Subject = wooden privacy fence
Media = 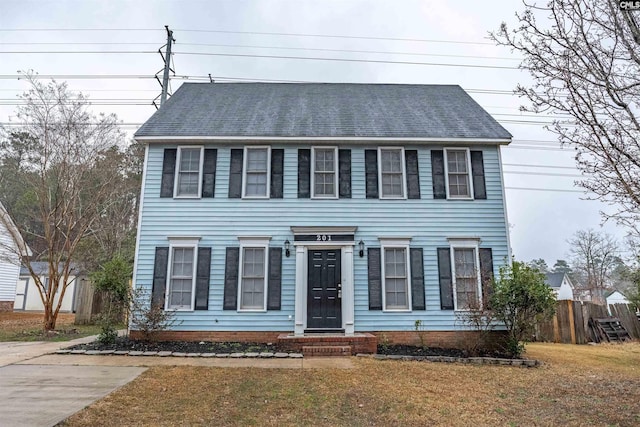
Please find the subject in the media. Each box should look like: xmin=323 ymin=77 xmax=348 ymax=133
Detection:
xmin=535 ymin=300 xmax=640 ymax=344
xmin=74 ymin=278 xmax=106 ymax=324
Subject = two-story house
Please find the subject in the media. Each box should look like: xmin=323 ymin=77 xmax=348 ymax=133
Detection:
xmin=132 ymin=83 xmax=512 ymax=353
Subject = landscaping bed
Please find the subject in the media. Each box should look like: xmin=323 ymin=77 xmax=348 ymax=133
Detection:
xmin=68 ymin=337 xmax=280 ymax=354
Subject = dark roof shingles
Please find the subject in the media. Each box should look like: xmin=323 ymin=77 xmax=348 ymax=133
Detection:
xmin=135 ymin=83 xmax=512 ymax=140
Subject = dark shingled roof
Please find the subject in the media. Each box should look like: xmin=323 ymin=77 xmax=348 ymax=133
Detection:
xmin=544 ymin=272 xmax=566 ymax=289
xmin=135 ymin=83 xmax=512 ymax=140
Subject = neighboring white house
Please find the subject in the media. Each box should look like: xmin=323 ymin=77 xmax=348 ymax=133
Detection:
xmin=0 ymin=202 xmax=28 ymax=312
xmin=14 ymin=262 xmax=79 ymax=312
xmin=545 ymin=272 xmax=575 ymax=301
xmin=606 ymin=290 xmax=630 ymax=307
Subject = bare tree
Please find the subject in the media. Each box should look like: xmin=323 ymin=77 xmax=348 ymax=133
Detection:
xmin=0 ymin=72 xmax=125 ymax=330
xmin=568 ymin=229 xmax=620 ymax=305
xmin=492 ymin=1 xmax=640 ymax=232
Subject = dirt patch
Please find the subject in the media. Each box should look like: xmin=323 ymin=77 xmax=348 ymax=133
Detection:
xmin=0 ymin=311 xmax=99 ymax=342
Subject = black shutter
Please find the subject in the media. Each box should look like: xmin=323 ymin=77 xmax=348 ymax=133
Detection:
xmin=437 ymin=247 xmax=454 ymax=310
xmin=228 ymin=149 xmax=243 ymax=198
xmin=195 ymin=247 xmax=211 ymax=310
xmin=471 ymin=151 xmax=487 ymax=200
xmin=431 ymin=150 xmax=446 ymax=199
xmin=223 ymin=247 xmax=240 ymax=310
xmin=410 ymin=248 xmax=425 ymax=310
xmin=270 ymin=149 xmax=284 ymax=199
xmin=160 ymin=149 xmax=177 ymax=198
xmin=151 ymin=247 xmax=169 ymax=308
xmin=479 ymin=248 xmax=494 ymax=308
xmin=368 ymin=248 xmax=382 ymax=310
xmin=405 ymin=150 xmax=420 ymax=199
xmin=297 ymin=149 xmax=310 ymax=198
xmin=267 ymin=247 xmax=282 ymax=310
xmin=202 ymin=149 xmax=217 ymax=198
xmin=338 ymin=149 xmax=352 ymax=198
xmin=365 ymin=149 xmax=379 ymax=199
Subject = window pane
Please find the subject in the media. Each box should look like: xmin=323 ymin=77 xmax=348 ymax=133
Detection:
xmin=454 ymin=248 xmax=478 ymax=309
xmin=245 ymin=149 xmax=268 ymax=196
xmin=447 ymin=150 xmax=470 ymax=198
xmin=313 ymin=149 xmax=336 ymax=197
xmin=380 ymin=150 xmax=404 ymax=197
xmin=384 ymin=248 xmax=408 ymax=309
xmin=177 ymin=148 xmax=201 ymax=196
xmin=169 ymin=247 xmax=194 ymax=309
xmin=241 ymin=248 xmax=265 ymax=309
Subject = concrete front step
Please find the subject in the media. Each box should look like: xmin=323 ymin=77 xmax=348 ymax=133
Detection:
xmin=302 ymin=345 xmax=352 ymax=357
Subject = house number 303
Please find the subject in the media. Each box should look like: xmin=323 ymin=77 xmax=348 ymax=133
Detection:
xmin=316 ymin=234 xmax=332 ymax=241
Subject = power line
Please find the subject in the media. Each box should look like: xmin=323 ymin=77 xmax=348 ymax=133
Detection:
xmin=0 ymin=28 xmax=495 ymax=45
xmin=503 ymin=170 xmax=582 ymax=178
xmin=503 ymin=162 xmax=576 ymax=170
xmin=505 ymin=186 xmax=584 ymax=193
xmin=0 ymin=50 xmax=519 ymax=70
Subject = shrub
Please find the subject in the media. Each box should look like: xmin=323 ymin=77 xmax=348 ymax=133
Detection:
xmin=490 ymin=260 xmax=556 ymax=357
xmin=129 ymin=288 xmax=180 ymax=341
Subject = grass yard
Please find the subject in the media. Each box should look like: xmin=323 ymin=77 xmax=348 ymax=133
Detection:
xmin=62 ymin=342 xmax=640 ymax=426
xmin=0 ymin=311 xmax=101 ymax=342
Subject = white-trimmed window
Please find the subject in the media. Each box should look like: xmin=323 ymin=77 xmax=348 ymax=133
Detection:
xmin=450 ymin=241 xmax=481 ymax=310
xmin=444 ymin=148 xmax=473 ymax=199
xmin=243 ymin=147 xmax=271 ymax=198
xmin=378 ymin=148 xmax=406 ymax=199
xmin=312 ymin=147 xmax=338 ymax=198
xmin=238 ymin=237 xmax=270 ymax=311
xmin=175 ymin=146 xmax=203 ymax=197
xmin=380 ymin=239 xmax=411 ymax=311
xmin=166 ymin=238 xmax=199 ymax=310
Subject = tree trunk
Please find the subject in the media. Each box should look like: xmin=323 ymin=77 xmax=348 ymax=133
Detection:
xmin=43 ymin=301 xmax=57 ymax=331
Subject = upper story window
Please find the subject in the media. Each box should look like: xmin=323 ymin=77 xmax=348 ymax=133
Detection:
xmin=312 ymin=147 xmax=338 ymax=198
xmin=175 ymin=147 xmax=203 ymax=197
xmin=379 ymin=148 xmax=406 ymax=199
xmin=445 ymin=148 xmax=472 ymax=199
xmin=243 ymin=147 xmax=271 ymax=198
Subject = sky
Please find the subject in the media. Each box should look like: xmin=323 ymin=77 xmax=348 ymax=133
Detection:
xmin=0 ymin=0 xmax=630 ymax=265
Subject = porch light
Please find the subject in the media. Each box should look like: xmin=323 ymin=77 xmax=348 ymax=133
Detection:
xmin=284 ymin=239 xmax=291 ymax=257
xmin=359 ymin=240 xmax=365 ymax=257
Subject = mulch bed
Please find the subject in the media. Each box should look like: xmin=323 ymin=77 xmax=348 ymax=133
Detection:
xmin=69 ymin=337 xmax=514 ymax=358
xmin=69 ymin=337 xmax=279 ymax=354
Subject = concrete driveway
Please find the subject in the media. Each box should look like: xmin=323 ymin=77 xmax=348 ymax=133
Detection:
xmin=0 ymin=337 xmax=146 ymax=427
xmin=0 ymin=364 xmax=146 ymax=427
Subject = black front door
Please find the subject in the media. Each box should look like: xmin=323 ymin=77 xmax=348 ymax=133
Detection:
xmin=307 ymin=249 xmax=342 ymax=330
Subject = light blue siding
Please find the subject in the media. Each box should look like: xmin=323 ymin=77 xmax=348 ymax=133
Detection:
xmin=135 ymin=143 xmax=510 ymax=332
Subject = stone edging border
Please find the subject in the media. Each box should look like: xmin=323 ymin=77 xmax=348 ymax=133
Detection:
xmin=54 ymin=349 xmax=303 ymax=359
xmin=356 ymin=353 xmax=542 ymax=367
xmin=53 ymin=349 xmax=542 ymax=366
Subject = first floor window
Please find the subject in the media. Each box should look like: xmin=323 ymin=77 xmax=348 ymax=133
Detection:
xmin=445 ymin=149 xmax=472 ymax=199
xmin=168 ymin=246 xmax=196 ymax=310
xmin=240 ymin=246 xmax=267 ymax=310
xmin=244 ymin=147 xmax=270 ymax=197
xmin=176 ymin=147 xmax=203 ymax=197
xmin=453 ymin=247 xmax=480 ymax=310
xmin=380 ymin=240 xmax=411 ymax=310
xmin=379 ymin=148 xmax=405 ymax=198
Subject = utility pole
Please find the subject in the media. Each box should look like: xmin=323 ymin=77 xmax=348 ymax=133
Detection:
xmin=153 ymin=26 xmax=175 ymax=109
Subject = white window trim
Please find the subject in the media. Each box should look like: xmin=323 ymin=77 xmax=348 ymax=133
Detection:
xmin=449 ymin=239 xmax=482 ymax=311
xmin=311 ymin=146 xmax=339 ymax=199
xmin=380 ymin=237 xmax=412 ymax=312
xmin=378 ymin=147 xmax=407 ymax=199
xmin=237 ymin=236 xmax=271 ymax=312
xmin=444 ymin=147 xmax=474 ymax=200
xmin=165 ymin=237 xmax=200 ymax=311
xmin=242 ymin=146 xmax=271 ymax=199
xmin=173 ymin=146 xmax=204 ymax=199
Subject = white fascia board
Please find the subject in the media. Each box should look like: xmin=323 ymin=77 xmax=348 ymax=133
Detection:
xmin=135 ymin=135 xmax=512 ymax=145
